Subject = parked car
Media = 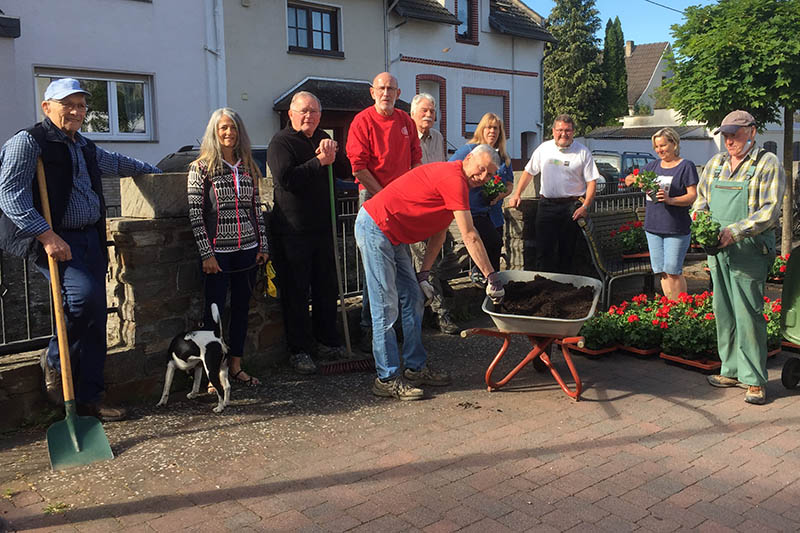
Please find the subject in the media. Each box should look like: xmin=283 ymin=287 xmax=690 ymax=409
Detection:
xmin=592 ymin=150 xmax=657 ymax=193
xmin=155 ymin=145 xmax=357 ymax=198
xmin=156 ymin=144 xmax=268 ymax=175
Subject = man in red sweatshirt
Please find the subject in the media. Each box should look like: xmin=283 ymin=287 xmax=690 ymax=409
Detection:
xmin=347 ymin=72 xmax=422 ymax=353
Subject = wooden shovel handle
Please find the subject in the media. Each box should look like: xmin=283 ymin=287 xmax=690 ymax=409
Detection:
xmin=35 ymin=159 xmax=76 ymax=404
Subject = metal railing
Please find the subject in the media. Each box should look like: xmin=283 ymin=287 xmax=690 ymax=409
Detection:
xmin=0 ymin=192 xmax=650 ymax=355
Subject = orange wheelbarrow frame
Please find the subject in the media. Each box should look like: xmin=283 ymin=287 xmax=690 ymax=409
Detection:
xmin=461 ymin=328 xmax=585 ymax=400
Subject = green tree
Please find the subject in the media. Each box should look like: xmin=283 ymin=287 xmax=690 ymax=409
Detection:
xmin=666 ymin=0 xmax=800 ymax=252
xmin=601 ymin=17 xmax=627 ymax=123
xmin=543 ymin=0 xmax=605 ymax=136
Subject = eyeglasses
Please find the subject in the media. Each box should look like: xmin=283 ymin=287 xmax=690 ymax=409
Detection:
xmin=290 ymin=108 xmax=320 ymax=116
xmin=52 ymin=100 xmax=89 ymax=112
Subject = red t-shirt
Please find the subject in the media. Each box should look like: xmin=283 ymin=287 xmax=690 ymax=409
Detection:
xmin=346 ymin=106 xmax=422 ymax=189
xmin=364 ymin=161 xmax=470 ymax=245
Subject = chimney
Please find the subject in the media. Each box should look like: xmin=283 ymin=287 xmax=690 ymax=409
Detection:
xmin=625 ymin=40 xmax=634 ymax=57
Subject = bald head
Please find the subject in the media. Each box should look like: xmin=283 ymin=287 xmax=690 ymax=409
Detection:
xmin=370 ymin=72 xmax=400 ymax=117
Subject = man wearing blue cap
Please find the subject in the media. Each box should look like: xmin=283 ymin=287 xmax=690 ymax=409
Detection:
xmin=0 ymin=78 xmax=161 ymax=421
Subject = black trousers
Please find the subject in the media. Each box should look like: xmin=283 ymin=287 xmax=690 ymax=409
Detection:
xmin=535 ymin=198 xmax=581 ymax=274
xmin=473 ymin=214 xmax=502 ymax=272
xmin=271 ymin=232 xmax=340 ymax=353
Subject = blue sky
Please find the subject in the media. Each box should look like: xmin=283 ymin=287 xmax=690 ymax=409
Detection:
xmin=521 ymin=0 xmax=716 ymax=46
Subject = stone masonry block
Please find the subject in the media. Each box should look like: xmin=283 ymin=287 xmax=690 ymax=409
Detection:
xmin=120 ymin=172 xmax=189 ymax=219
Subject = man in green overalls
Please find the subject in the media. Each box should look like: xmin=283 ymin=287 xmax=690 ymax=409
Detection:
xmin=693 ymin=110 xmax=786 ymax=405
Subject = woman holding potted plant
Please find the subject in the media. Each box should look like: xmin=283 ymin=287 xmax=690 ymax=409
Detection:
xmin=624 ymin=128 xmax=698 ymax=300
xmin=449 ymin=113 xmax=514 ymax=281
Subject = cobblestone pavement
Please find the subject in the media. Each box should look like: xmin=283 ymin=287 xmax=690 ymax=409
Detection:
xmin=2 ymin=275 xmax=799 ymax=532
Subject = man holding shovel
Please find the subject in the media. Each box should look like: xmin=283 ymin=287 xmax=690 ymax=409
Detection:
xmin=0 ymin=78 xmax=160 ymax=422
xmin=267 ymin=91 xmax=352 ymax=375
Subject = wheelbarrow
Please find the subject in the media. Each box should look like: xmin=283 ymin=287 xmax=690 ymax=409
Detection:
xmin=779 ymin=248 xmax=800 ymax=388
xmin=461 ymin=271 xmax=603 ymax=401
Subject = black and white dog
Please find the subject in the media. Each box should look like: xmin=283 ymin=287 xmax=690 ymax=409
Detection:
xmin=157 ymin=303 xmax=231 ymax=413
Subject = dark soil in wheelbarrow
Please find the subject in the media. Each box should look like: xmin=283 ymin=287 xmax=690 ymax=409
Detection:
xmin=497 ymin=276 xmax=595 ymax=319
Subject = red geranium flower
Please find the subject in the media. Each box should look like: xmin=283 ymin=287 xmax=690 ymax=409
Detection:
xmin=633 ymin=168 xmax=640 ymax=176
xmin=704 ymin=313 xmax=714 ymax=320
xmin=627 ymin=315 xmax=640 ymax=323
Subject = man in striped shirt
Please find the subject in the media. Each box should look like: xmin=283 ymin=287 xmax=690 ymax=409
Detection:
xmin=0 ymin=78 xmax=160 ymax=421
xmin=694 ymin=110 xmax=785 ymax=405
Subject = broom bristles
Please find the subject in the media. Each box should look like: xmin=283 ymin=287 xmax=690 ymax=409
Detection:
xmin=319 ymin=358 xmax=375 ymax=375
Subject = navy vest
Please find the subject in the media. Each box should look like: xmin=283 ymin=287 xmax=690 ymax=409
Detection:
xmin=0 ymin=120 xmax=107 ymax=261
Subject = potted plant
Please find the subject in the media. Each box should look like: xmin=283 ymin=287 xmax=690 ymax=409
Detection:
xmin=631 ymin=168 xmax=661 ymax=201
xmin=612 ymin=220 xmax=648 ymax=256
xmin=768 ymin=253 xmax=790 ymax=282
xmin=618 ymin=294 xmax=663 ymax=354
xmin=691 ymin=210 xmax=721 ymax=255
xmin=481 ymin=174 xmax=507 ymax=202
xmin=764 ymin=296 xmax=783 ymax=354
xmin=576 ymin=311 xmax=621 ymax=355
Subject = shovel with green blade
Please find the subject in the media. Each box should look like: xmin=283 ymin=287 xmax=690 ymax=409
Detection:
xmin=37 ymin=159 xmax=114 ymax=471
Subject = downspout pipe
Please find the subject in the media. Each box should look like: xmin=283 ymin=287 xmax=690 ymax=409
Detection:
xmin=385 ymin=0 xmax=400 ymax=71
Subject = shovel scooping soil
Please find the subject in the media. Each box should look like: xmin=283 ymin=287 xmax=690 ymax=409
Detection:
xmin=497 ymin=276 xmax=595 ymax=319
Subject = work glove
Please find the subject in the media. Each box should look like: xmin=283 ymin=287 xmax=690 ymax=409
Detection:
xmin=486 ymin=272 xmax=505 ymax=304
xmin=416 ymin=270 xmax=435 ymax=307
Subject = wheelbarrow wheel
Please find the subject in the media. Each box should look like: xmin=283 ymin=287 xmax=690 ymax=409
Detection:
xmin=781 ymin=357 xmax=800 ymax=389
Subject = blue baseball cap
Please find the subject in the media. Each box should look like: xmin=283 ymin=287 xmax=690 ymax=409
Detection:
xmin=43 ymin=78 xmax=91 ymax=101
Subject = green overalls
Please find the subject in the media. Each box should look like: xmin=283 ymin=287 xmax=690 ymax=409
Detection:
xmin=707 ymin=152 xmax=775 ymax=386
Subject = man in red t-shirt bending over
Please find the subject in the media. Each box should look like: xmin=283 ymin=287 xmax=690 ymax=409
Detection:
xmin=354 ymin=144 xmax=506 ymax=401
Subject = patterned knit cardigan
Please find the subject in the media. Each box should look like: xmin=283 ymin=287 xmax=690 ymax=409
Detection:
xmin=187 ymin=160 xmax=269 ymax=260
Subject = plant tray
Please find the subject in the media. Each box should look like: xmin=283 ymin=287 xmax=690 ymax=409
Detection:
xmin=660 ymin=352 xmax=721 ymax=371
xmin=620 ymin=345 xmax=660 ymax=357
xmin=555 ymin=339 xmax=617 ymax=357
xmin=782 ymin=340 xmax=800 ymax=353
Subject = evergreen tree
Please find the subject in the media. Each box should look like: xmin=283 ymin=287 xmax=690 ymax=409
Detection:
xmin=543 ymin=0 xmax=605 ymax=136
xmin=601 ymin=17 xmax=627 ymax=123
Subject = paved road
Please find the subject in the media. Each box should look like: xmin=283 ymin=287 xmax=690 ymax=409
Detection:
xmin=2 ymin=276 xmax=799 ymax=532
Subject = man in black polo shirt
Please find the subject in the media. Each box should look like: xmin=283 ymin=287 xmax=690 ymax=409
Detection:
xmin=267 ymin=91 xmax=352 ymax=374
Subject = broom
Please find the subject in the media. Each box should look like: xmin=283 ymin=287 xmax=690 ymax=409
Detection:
xmin=319 ymin=165 xmax=374 ymax=375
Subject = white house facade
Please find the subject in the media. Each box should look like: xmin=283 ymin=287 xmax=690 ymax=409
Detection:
xmin=0 ymin=0 xmax=218 ymax=167
xmin=222 ymin=0 xmax=386 ymax=149
xmin=387 ymin=0 xmax=554 ymax=161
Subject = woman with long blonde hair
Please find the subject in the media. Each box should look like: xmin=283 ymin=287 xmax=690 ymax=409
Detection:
xmin=449 ymin=113 xmax=514 ymax=282
xmin=188 ymin=107 xmax=269 ymax=388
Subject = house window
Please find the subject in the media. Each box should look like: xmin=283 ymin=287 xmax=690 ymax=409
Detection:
xmin=35 ymin=70 xmax=154 ymax=141
xmin=287 ymin=3 xmax=343 ymax=58
xmin=462 ymin=88 xmax=510 ymax=138
xmin=455 ymin=0 xmax=478 ymax=45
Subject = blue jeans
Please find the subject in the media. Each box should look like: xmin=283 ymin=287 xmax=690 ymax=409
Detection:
xmin=203 ymin=247 xmax=258 ymax=357
xmin=645 ymin=231 xmax=691 ymax=275
xmin=358 ymin=189 xmax=373 ymax=329
xmin=354 ymin=208 xmax=427 ymax=379
xmin=36 ymin=228 xmax=107 ymax=405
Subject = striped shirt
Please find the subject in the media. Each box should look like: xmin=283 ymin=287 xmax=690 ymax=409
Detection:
xmin=692 ymin=146 xmax=785 ymax=242
xmin=0 ymin=124 xmax=161 ymax=235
